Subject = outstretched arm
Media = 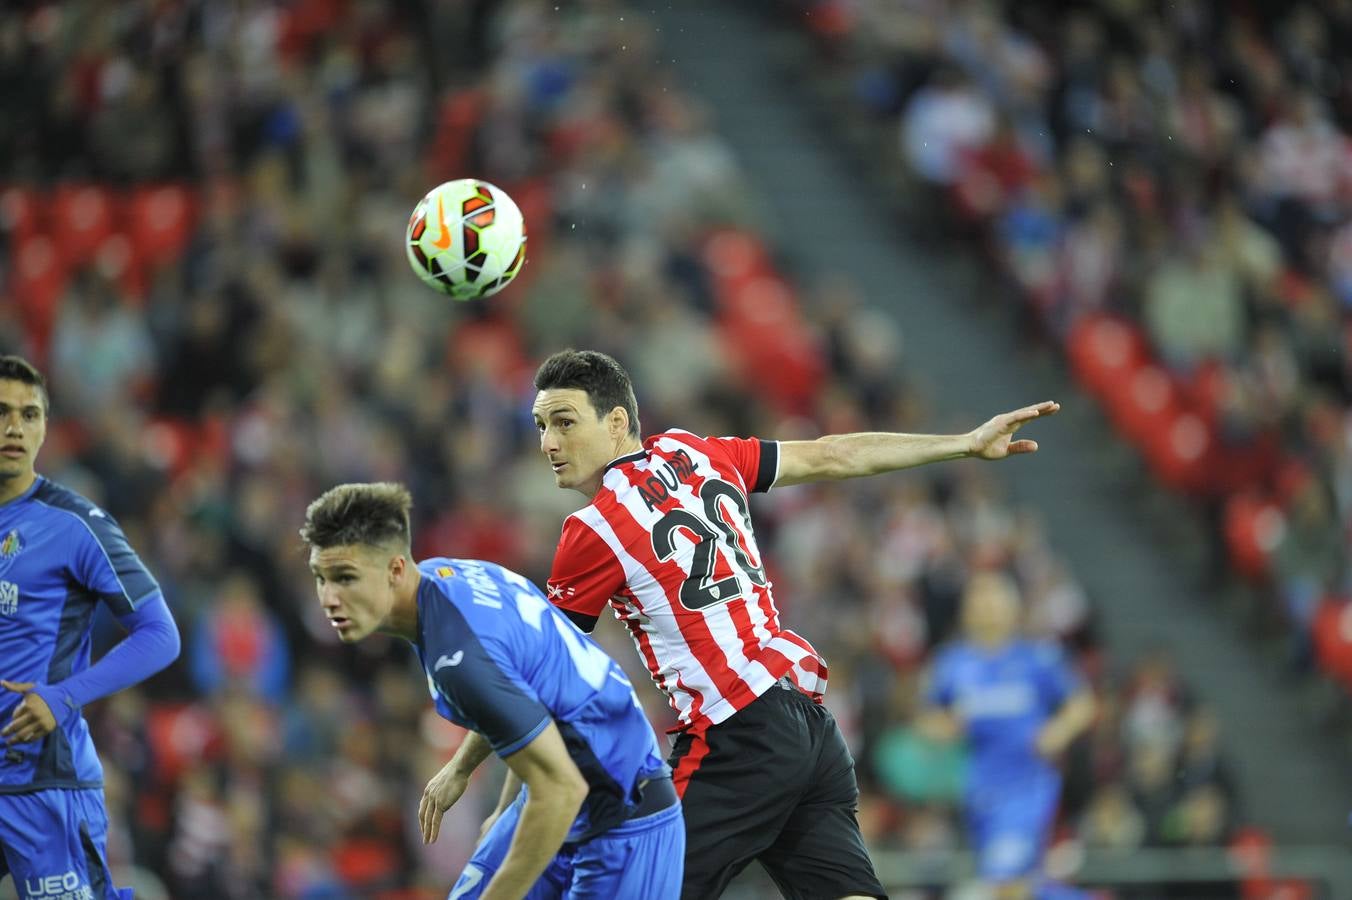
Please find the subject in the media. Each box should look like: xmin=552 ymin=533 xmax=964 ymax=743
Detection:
xmin=775 ymin=401 xmax=1060 ymax=487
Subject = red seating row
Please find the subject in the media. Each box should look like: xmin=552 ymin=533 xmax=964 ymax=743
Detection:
xmin=3 ymin=184 xmax=198 ymax=354
xmin=702 ymin=229 xmax=826 ymax=417
xmin=1067 ymin=310 xmax=1352 ymax=698
xmin=1070 ymin=314 xmax=1223 ymax=495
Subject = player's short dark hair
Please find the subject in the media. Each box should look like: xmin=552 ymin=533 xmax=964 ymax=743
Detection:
xmin=300 ymin=482 xmax=413 ymax=552
xmin=0 ymin=355 xmax=49 ymax=415
xmin=534 ymin=349 xmax=640 ymax=437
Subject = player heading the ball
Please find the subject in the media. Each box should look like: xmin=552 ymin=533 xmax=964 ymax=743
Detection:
xmin=531 ymin=348 xmax=1060 ymax=900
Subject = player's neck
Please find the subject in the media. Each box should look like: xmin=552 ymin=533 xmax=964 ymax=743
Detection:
xmin=0 ymin=470 xmax=37 ymax=506
xmin=581 ymin=437 xmax=643 ymax=498
xmin=606 ymin=435 xmax=643 ymax=466
xmin=381 ymin=567 xmax=422 ymax=642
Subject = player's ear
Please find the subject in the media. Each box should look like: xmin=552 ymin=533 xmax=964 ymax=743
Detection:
xmin=387 ymin=552 xmax=405 ymax=585
xmin=608 ymin=406 xmax=629 ymax=438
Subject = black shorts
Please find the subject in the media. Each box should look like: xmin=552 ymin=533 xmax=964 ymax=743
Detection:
xmin=669 ymin=678 xmax=888 ymax=900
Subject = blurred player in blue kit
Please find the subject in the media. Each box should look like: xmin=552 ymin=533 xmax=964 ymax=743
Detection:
xmin=299 ymin=481 xmax=682 ymax=900
xmin=919 ymin=572 xmax=1096 ymax=900
xmin=0 ymin=355 xmax=181 ymax=900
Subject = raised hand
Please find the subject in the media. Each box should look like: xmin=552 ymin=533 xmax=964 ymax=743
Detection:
xmin=967 ymin=401 xmax=1060 ymax=460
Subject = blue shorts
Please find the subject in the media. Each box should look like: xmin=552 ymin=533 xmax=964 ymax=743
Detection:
xmin=0 ymin=788 xmax=131 ymax=900
xmin=449 ymin=785 xmax=685 ymax=900
xmin=966 ymin=777 xmax=1060 ymax=881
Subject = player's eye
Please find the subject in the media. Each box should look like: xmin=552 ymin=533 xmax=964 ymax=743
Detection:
xmin=23 ymin=409 xmax=39 ymax=421
xmin=559 ymin=419 xmax=573 ymax=429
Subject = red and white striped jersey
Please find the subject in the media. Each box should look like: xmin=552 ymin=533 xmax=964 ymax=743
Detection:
xmin=547 ymin=429 xmax=829 ymax=732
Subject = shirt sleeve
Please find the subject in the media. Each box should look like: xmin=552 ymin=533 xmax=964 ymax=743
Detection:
xmin=706 ymin=436 xmax=779 ymax=493
xmin=433 ymin=630 xmax=552 ymax=758
xmin=34 ymin=594 xmax=181 ymax=729
xmin=1034 ymin=643 xmax=1081 ymax=710
xmin=547 ymin=515 xmax=626 ymax=628
xmin=69 ymin=508 xmax=161 ymax=615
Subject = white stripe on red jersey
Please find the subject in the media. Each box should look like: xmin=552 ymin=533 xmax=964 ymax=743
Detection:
xmin=549 ymin=429 xmax=829 ymax=731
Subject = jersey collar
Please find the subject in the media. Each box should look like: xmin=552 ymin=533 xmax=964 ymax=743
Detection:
xmin=604 ymin=449 xmax=647 ymax=473
xmin=0 ymin=474 xmax=43 ymax=509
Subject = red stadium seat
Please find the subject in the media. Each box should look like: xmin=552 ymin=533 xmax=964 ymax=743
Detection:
xmin=1223 ymin=493 xmax=1286 ymax=582
xmin=146 ymin=703 xmax=222 ymax=786
xmin=719 ymin=274 xmax=826 ymax=417
xmin=10 ymin=233 xmax=67 ymax=356
xmin=1181 ymin=358 xmax=1228 ymax=425
xmin=127 ymin=184 xmax=196 ymax=270
xmin=1066 ymin=314 xmax=1149 ymax=402
xmin=1212 ymin=430 xmax=1282 ymax=497
xmin=1104 ymin=363 xmax=1181 ymax=446
xmin=142 ymin=418 xmax=203 ymax=478
xmin=703 ymin=230 xmax=773 ymax=298
xmin=94 ymin=233 xmax=147 ymax=302
xmin=697 ymin=229 xmax=826 ymax=415
xmin=444 ymin=312 xmax=530 ymax=382
xmin=276 ymin=0 xmax=344 ymax=59
xmin=1273 ymin=459 xmax=1315 ymax=505
xmin=0 ymin=185 xmax=44 ymax=240
xmin=1313 ymin=595 xmax=1352 ymax=691
xmin=1230 ymin=827 xmax=1315 ymax=900
xmin=724 ymin=273 xmax=796 ymax=326
xmin=1141 ymin=410 xmax=1216 ymax=495
xmin=331 ymin=835 xmax=402 ymax=891
xmin=426 ymin=87 xmax=486 ymax=183
xmin=50 ymin=183 xmax=116 ymax=269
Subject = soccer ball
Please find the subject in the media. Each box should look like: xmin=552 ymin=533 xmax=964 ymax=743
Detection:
xmin=405 ymin=179 xmax=527 ymax=300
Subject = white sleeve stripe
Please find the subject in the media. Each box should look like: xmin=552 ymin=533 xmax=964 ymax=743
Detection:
xmin=765 ymin=439 xmax=781 ymax=493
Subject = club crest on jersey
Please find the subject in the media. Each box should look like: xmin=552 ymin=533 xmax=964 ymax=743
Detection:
xmin=0 ymin=529 xmax=22 ymax=578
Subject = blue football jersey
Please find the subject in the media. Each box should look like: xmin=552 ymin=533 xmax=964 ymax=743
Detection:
xmin=414 ymin=558 xmax=668 ymax=843
xmin=927 ymin=639 xmax=1080 ymax=792
xmin=0 ymin=477 xmax=161 ymax=792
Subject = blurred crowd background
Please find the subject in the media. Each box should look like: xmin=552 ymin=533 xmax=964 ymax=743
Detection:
xmin=1 ymin=0 xmax=1343 ymax=897
xmin=789 ymin=0 xmax=1352 ymax=695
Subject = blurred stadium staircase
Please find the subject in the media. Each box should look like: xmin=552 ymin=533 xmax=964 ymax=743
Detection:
xmin=652 ymin=0 xmax=1351 ymax=872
